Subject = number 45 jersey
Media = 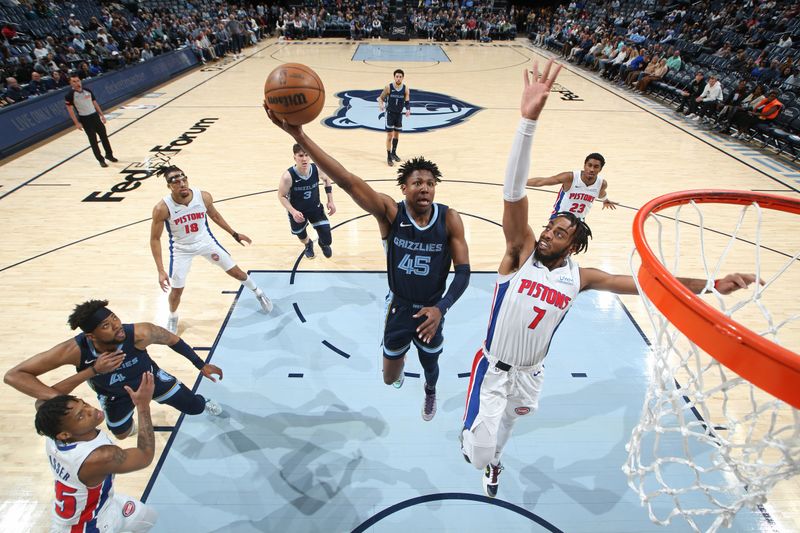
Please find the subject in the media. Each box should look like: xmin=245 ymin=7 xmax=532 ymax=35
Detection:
xmin=163 ymin=187 xmax=216 ymax=252
xmin=385 ymin=201 xmax=452 ymax=305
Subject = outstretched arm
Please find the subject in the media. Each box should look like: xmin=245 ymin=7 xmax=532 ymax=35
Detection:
xmin=597 ymin=180 xmax=617 ymax=210
xmin=264 ymin=104 xmax=397 ymax=225
xmin=500 ymin=60 xmax=562 ymax=276
xmin=134 ymin=322 xmax=222 ymax=382
xmin=203 ymin=190 xmax=251 ymax=245
xmin=526 ymin=171 xmax=572 ymax=189
xmin=4 ymin=340 xmax=83 ymax=400
xmin=78 ymin=373 xmax=156 ymax=487
xmin=580 ymin=268 xmax=760 ymax=295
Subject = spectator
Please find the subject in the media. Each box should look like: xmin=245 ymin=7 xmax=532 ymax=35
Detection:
xmin=50 ymin=69 xmax=68 ymax=89
xmin=4 ymin=76 xmax=28 ymax=103
xmin=635 ymin=58 xmax=668 ymax=93
xmin=676 ymin=71 xmax=705 ymax=115
xmin=688 ymin=74 xmax=724 ymax=122
xmin=665 ymin=49 xmax=682 ymax=72
xmin=731 ymin=89 xmax=783 ymax=139
xmin=28 ymin=71 xmax=48 ymax=95
xmin=714 ymin=80 xmax=750 ymax=133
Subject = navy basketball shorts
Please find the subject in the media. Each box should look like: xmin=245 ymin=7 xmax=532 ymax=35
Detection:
xmin=383 ymin=296 xmax=444 ymax=359
xmin=385 ymin=111 xmax=403 ymax=131
xmin=98 ymin=366 xmax=181 ymax=435
xmin=288 ymin=203 xmax=328 ymax=234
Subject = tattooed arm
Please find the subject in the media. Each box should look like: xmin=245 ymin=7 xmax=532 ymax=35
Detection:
xmin=134 ymin=322 xmax=223 ymax=382
xmin=77 ymin=373 xmax=156 ymax=487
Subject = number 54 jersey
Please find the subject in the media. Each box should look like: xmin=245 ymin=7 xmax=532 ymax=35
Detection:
xmin=385 ymin=201 xmax=452 ymax=305
xmin=163 ymin=187 xmax=216 ymax=252
xmin=484 ymin=254 xmax=581 ymax=368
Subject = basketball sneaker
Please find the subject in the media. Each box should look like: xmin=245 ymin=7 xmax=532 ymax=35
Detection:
xmin=204 ymin=399 xmax=223 ymax=416
xmin=422 ymin=385 xmax=437 ymax=421
xmin=166 ymin=315 xmax=179 ymax=334
xmin=256 ymin=290 xmax=273 ymax=313
xmin=392 ymin=374 xmax=405 ymax=389
xmin=387 ymin=157 xmax=394 ymax=167
xmin=391 ymin=152 xmax=401 ymax=162
xmin=321 ymin=245 xmax=333 ymax=258
xmin=482 ymin=463 xmax=503 ymax=498
xmin=304 ymin=241 xmax=315 ymax=259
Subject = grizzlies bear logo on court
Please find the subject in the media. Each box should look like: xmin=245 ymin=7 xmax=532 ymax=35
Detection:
xmin=324 ymin=89 xmax=482 ymax=133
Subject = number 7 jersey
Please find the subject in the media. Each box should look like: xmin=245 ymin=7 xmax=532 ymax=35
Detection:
xmin=163 ymin=187 xmax=215 ymax=251
xmin=484 ymin=254 xmax=581 ymax=367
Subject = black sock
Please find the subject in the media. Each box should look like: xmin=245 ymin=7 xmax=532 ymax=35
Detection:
xmin=425 ymin=383 xmax=436 ymax=395
xmin=391 ymin=138 xmax=398 ymax=154
xmin=387 ymin=150 xmax=392 ymax=159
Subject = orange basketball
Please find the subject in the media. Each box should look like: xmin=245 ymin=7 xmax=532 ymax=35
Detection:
xmin=264 ymin=63 xmax=325 ymax=126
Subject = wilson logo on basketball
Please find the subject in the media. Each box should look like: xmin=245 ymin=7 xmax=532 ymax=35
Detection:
xmin=514 ymin=407 xmax=531 ymax=415
xmin=325 ymin=89 xmax=482 ymax=133
xmin=267 ymin=93 xmax=308 ymax=107
xmin=122 ymin=501 xmax=136 ymax=517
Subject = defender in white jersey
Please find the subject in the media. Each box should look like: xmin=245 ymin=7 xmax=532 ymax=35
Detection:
xmin=36 ymin=372 xmax=158 ymax=532
xmin=150 ymin=166 xmax=272 ymax=333
xmin=526 ymin=152 xmax=616 ymax=220
xmin=460 ymin=59 xmax=760 ymax=499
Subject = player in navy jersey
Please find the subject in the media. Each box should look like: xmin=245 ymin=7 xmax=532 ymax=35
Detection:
xmin=5 ymin=300 xmax=224 ymax=439
xmin=378 ymin=69 xmax=411 ymax=167
xmin=265 ymin=104 xmax=471 ymax=422
xmin=279 ymin=144 xmax=336 ymax=259
xmin=459 ymin=59 xmax=760 ymax=499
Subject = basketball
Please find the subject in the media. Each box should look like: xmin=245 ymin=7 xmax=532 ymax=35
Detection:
xmin=264 ymin=63 xmax=325 ymax=126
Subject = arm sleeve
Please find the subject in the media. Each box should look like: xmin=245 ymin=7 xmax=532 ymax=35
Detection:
xmin=435 ymin=264 xmax=470 ymax=315
xmin=503 ymin=118 xmax=538 ymax=202
xmin=169 ymin=339 xmax=205 ymax=370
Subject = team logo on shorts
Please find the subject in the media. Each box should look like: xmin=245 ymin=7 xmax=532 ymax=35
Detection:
xmin=211 ymin=253 xmax=220 ymax=262
xmin=515 ymin=407 xmax=531 ymax=416
xmin=122 ymin=501 xmax=136 ymax=517
xmin=324 ymin=89 xmax=482 ymax=133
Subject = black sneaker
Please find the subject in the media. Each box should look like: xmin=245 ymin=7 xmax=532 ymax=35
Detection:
xmin=387 ymin=157 xmax=394 ymax=167
xmin=391 ymin=152 xmax=401 ymax=162
xmin=99 ymin=160 xmax=108 ymax=168
xmin=482 ymin=462 xmax=503 ymax=498
xmin=321 ymin=245 xmax=332 ymax=258
xmin=304 ymin=241 xmax=315 ymax=259
xmin=106 ymin=155 xmax=119 ymax=163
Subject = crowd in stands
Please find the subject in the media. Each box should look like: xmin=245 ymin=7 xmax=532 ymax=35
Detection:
xmin=528 ymin=0 xmax=800 ymax=155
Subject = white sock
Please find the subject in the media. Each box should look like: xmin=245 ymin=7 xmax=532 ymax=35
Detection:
xmin=169 ymin=311 xmax=178 ymax=319
xmin=242 ymin=275 xmax=258 ymax=291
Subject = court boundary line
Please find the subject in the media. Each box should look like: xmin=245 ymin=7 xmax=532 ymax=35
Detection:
xmin=0 ymin=41 xmax=280 ymax=201
xmin=522 ymin=43 xmax=800 ymax=194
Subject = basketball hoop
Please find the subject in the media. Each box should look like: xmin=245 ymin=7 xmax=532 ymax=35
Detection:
xmin=624 ymin=190 xmax=800 ymax=532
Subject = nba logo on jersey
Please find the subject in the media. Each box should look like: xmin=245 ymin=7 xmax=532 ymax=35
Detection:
xmin=122 ymin=500 xmax=136 ymax=517
xmin=324 ymin=89 xmax=483 ymax=133
xmin=515 ymin=407 xmax=531 ymax=415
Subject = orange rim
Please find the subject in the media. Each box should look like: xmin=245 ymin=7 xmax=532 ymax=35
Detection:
xmin=633 ymin=190 xmax=800 ymax=410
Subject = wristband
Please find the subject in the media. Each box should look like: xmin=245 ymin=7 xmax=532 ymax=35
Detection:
xmin=91 ymin=365 xmax=100 ymax=375
xmin=169 ymin=339 xmax=206 ymax=370
xmin=232 ymin=232 xmax=241 ymax=243
xmin=405 ymin=101 xmax=411 ymax=111
xmin=713 ymin=279 xmax=721 ymax=291
xmin=597 ymin=195 xmax=607 ymax=202
xmin=325 ymin=185 xmax=333 ymax=194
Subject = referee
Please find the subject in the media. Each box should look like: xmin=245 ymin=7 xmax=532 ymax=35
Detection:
xmin=65 ymin=74 xmax=118 ymax=168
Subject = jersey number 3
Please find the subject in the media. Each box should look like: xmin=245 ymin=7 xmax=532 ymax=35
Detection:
xmin=54 ymin=481 xmax=77 ymax=518
xmin=528 ymin=306 xmax=546 ymax=330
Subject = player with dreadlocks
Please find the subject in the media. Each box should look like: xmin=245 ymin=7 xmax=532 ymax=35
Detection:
xmin=265 ymin=102 xmax=471 ymax=422
xmin=459 ymin=58 xmax=759 ymax=499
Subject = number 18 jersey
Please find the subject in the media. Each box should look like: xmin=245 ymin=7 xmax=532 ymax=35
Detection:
xmin=385 ymin=201 xmax=452 ymax=305
xmin=163 ymin=188 xmax=214 ymax=251
xmin=484 ymin=254 xmax=581 ymax=367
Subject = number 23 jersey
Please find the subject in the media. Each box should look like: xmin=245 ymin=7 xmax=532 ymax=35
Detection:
xmin=163 ymin=187 xmax=215 ymax=251
xmin=484 ymin=254 xmax=581 ymax=367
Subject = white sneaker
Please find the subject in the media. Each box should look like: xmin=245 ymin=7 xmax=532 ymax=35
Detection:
xmin=166 ymin=315 xmax=178 ymax=334
xmin=691 ymin=115 xmax=701 ymax=121
xmin=256 ymin=291 xmax=273 ymax=313
xmin=204 ymin=399 xmax=223 ymax=416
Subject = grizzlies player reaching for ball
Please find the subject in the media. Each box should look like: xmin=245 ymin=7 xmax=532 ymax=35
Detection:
xmin=378 ymin=69 xmax=411 ymax=167
xmin=278 ymin=144 xmax=336 ymax=259
xmin=265 ymin=103 xmax=470 ymax=422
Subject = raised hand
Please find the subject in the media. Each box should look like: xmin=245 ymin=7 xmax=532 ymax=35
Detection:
xmin=715 ymin=273 xmax=763 ymax=295
xmin=263 ymin=101 xmax=303 ymax=139
xmin=521 ymin=59 xmax=562 ymax=121
xmin=125 ymin=371 xmax=155 ymax=408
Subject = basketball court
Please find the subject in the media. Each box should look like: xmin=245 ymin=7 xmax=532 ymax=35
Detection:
xmin=0 ymin=38 xmax=797 ymax=532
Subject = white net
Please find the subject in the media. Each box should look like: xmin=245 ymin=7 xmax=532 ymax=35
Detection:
xmin=623 ymin=195 xmax=800 ymax=532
